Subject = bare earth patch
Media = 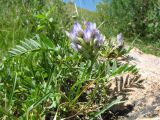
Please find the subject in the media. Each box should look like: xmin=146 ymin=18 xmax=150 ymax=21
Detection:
xmin=120 ymin=48 xmax=160 ymax=120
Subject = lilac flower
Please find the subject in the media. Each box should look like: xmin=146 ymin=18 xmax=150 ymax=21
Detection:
xmin=66 ymin=21 xmax=105 ymax=52
xmin=96 ymin=34 xmax=105 ymax=45
xmin=84 ymin=23 xmax=105 ymax=45
xmin=77 ymin=44 xmax=82 ymax=49
xmin=71 ymin=42 xmax=82 ymax=51
xmin=117 ymin=33 xmax=123 ymax=47
xmin=65 ymin=31 xmax=77 ymax=41
xmin=66 ymin=22 xmax=83 ymax=42
xmin=83 ymin=22 xmax=97 ymax=42
xmin=85 ymin=22 xmax=96 ymax=31
xmin=83 ymin=27 xmax=92 ymax=42
xmin=72 ymin=22 xmax=83 ymax=34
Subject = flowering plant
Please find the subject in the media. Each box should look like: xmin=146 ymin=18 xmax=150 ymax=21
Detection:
xmin=66 ymin=22 xmax=105 ymax=59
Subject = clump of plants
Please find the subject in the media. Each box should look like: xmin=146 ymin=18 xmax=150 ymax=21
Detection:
xmin=0 ymin=17 xmax=140 ymax=119
xmin=0 ymin=1 xmax=142 ymax=119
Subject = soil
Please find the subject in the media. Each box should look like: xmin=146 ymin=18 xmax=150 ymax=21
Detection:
xmin=114 ymin=48 xmax=160 ymax=120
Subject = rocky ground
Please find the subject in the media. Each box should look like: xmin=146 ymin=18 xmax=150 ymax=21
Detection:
xmin=116 ymin=48 xmax=160 ymax=120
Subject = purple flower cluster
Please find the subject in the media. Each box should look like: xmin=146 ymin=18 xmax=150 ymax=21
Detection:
xmin=66 ymin=22 xmax=105 ymax=51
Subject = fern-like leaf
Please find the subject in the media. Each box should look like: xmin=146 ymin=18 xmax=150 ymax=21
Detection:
xmin=9 ymin=38 xmax=41 ymax=57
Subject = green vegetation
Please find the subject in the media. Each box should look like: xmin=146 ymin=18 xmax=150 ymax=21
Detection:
xmin=0 ymin=0 xmax=33 ymax=56
xmin=0 ymin=0 xmax=159 ymax=119
xmin=97 ymin=0 xmax=160 ymax=56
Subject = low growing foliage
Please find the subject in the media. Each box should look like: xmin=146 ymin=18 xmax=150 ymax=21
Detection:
xmin=0 ymin=21 xmax=138 ymax=120
xmin=0 ymin=0 xmax=141 ymax=120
